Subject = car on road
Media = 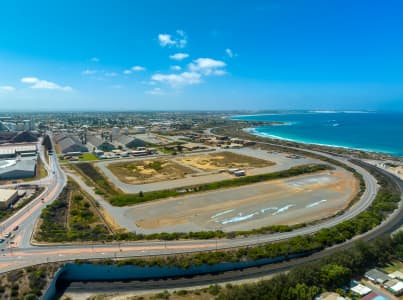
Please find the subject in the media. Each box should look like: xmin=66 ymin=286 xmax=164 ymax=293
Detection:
xmin=13 ymin=226 xmax=19 ymax=231
xmin=0 ymin=239 xmax=4 ymax=243
xmin=4 ymin=233 xmax=11 ymax=238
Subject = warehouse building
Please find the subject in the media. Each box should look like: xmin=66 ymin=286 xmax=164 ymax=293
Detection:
xmin=55 ymin=134 xmax=88 ymax=154
xmin=0 ymin=157 xmax=37 ymax=180
xmin=112 ymin=135 xmax=147 ymax=149
xmin=0 ymin=189 xmax=18 ymax=209
xmin=0 ymin=144 xmax=37 ymax=159
xmin=86 ymin=135 xmax=115 ymax=152
xmin=0 ymin=131 xmax=38 ymax=144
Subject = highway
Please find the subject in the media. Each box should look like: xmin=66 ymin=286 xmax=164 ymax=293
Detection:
xmin=0 ymin=131 xmax=399 ymax=283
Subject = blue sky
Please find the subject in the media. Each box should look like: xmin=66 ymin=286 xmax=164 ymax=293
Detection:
xmin=0 ymin=0 xmax=403 ymax=111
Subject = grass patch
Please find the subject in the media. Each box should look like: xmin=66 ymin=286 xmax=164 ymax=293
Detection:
xmin=382 ymin=260 xmax=403 ymax=273
xmin=79 ymin=153 xmax=99 ymax=161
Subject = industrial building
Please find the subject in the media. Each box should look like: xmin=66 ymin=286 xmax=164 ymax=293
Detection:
xmin=0 ymin=131 xmax=38 ymax=144
xmin=133 ymin=126 xmax=146 ymax=134
xmin=0 ymin=189 xmax=18 ymax=209
xmin=0 ymin=157 xmax=37 ymax=180
xmin=112 ymin=135 xmax=147 ymax=149
xmin=0 ymin=144 xmax=38 ymax=159
xmin=86 ymin=135 xmax=115 ymax=152
xmin=55 ymin=133 xmax=88 ymax=154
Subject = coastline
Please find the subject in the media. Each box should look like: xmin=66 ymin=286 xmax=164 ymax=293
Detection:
xmin=244 ymin=127 xmax=398 ymax=157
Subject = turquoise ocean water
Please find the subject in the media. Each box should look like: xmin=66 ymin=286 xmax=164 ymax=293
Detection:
xmin=231 ymin=112 xmax=403 ymax=157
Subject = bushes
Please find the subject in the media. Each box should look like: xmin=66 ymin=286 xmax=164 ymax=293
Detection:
xmin=75 ymin=163 xmax=117 ymax=195
xmin=36 ymin=180 xmax=110 ymax=242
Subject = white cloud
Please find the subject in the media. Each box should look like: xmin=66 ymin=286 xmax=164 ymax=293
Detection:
xmin=169 ymin=53 xmax=189 ymax=61
xmin=189 ymin=58 xmax=227 ymax=75
xmin=170 ymin=65 xmax=182 ymax=71
xmin=158 ymin=30 xmax=187 ymax=48
xmin=146 ymin=87 xmax=165 ymax=95
xmin=104 ymin=72 xmax=118 ymax=77
xmin=123 ymin=66 xmax=145 ymax=75
xmin=151 ymin=71 xmax=201 ymax=87
xmin=176 ymin=30 xmax=187 ymax=48
xmin=82 ymin=69 xmax=97 ymax=75
xmin=21 ymin=77 xmax=72 ymax=91
xmin=225 ymin=48 xmax=234 ymax=58
xmin=132 ymin=65 xmax=146 ymax=71
xmin=158 ymin=34 xmax=176 ymax=47
xmin=90 ymin=57 xmax=100 ymax=62
xmin=0 ymin=86 xmax=15 ymax=92
xmin=213 ymin=69 xmax=227 ymax=76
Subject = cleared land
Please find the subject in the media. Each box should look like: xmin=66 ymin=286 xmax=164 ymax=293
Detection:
xmin=177 ymin=151 xmax=273 ymax=171
xmin=108 ymin=159 xmax=196 ymax=184
xmin=123 ymin=168 xmax=358 ymax=233
xmin=97 ymin=149 xmax=303 ymax=194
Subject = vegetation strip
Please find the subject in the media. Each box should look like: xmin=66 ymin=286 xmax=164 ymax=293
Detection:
xmin=35 ymin=180 xmax=110 ymax=242
xmin=141 ymin=232 xmax=403 ymax=300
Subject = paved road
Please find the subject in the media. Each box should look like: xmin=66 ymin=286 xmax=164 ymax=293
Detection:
xmin=0 ymin=133 xmax=67 ymax=253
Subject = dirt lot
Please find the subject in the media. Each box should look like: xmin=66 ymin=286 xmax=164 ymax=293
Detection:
xmin=108 ymin=159 xmax=196 ymax=184
xmin=123 ymin=168 xmax=358 ymax=233
xmin=177 ymin=151 xmax=273 ymax=171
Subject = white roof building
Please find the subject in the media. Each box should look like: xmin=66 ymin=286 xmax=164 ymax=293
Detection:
xmin=388 ymin=281 xmax=403 ymax=295
xmin=350 ymin=284 xmax=371 ymax=296
xmin=0 ymin=189 xmax=18 ymax=209
xmin=389 ymin=270 xmax=403 ymax=280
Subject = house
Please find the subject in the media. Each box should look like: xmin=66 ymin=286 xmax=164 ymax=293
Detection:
xmin=385 ymin=280 xmax=403 ymax=296
xmin=350 ymin=283 xmax=372 ymax=297
xmin=365 ymin=269 xmax=391 ymax=284
xmin=388 ymin=270 xmax=403 ymax=280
